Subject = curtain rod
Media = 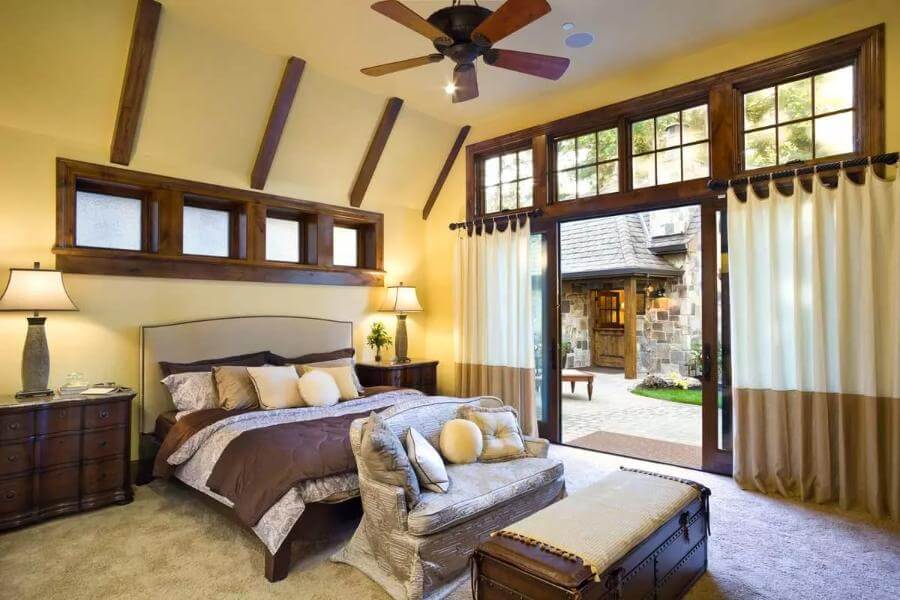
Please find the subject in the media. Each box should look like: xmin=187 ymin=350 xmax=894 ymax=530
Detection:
xmin=707 ymin=152 xmax=898 ymax=190
xmin=448 ymin=208 xmax=543 ymax=231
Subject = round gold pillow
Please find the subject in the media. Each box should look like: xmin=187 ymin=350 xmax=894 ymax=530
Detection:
xmin=439 ymin=418 xmax=483 ymax=464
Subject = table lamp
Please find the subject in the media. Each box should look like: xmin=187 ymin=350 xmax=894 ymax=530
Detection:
xmin=378 ymin=282 xmax=422 ymax=364
xmin=0 ymin=262 xmax=78 ymax=398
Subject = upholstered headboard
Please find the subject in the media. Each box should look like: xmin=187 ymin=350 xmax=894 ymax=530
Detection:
xmin=139 ymin=316 xmax=353 ymax=433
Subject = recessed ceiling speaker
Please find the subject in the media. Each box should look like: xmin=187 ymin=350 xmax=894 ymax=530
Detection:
xmin=565 ymin=32 xmax=594 ymax=48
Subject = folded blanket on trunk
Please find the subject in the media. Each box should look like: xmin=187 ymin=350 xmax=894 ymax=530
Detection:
xmin=205 ymin=409 xmax=374 ymax=526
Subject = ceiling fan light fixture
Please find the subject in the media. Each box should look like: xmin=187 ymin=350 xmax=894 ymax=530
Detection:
xmin=444 ymin=81 xmax=457 ymax=95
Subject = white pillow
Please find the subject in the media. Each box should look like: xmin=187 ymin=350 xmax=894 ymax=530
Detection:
xmin=295 ymin=357 xmax=365 ymax=394
xmin=439 ymin=419 xmax=483 ymax=464
xmin=161 ymin=372 xmax=217 ymax=413
xmin=297 ymin=371 xmax=341 ymax=407
xmin=246 ymin=366 xmax=302 ymax=410
xmin=299 ymin=365 xmax=360 ymax=401
xmin=406 ymin=427 xmax=449 ymax=493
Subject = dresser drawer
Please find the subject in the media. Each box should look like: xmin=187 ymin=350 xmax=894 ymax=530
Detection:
xmin=0 ymin=476 xmax=32 ymax=516
xmin=82 ymin=428 xmax=125 ymax=461
xmin=82 ymin=458 xmax=125 ymax=495
xmin=37 ymin=433 xmax=80 ymax=468
xmin=0 ymin=413 xmax=34 ymax=442
xmin=0 ymin=440 xmax=34 ymax=476
xmin=84 ymin=401 xmax=128 ymax=429
xmin=37 ymin=405 xmax=82 ymax=434
xmin=38 ymin=465 xmax=79 ymax=507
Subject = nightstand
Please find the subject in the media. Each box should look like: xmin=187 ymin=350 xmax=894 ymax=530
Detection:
xmin=0 ymin=389 xmax=135 ymax=531
xmin=356 ymin=360 xmax=438 ymax=396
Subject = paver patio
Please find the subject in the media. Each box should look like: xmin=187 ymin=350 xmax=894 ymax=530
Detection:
xmin=561 ymin=368 xmax=702 ymax=448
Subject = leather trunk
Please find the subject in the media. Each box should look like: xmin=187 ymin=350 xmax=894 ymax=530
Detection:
xmin=473 ymin=486 xmax=710 ymax=600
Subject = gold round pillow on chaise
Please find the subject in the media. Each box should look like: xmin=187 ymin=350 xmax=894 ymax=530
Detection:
xmin=439 ymin=418 xmax=483 ymax=464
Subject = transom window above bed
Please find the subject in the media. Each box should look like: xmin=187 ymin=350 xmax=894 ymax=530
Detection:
xmin=631 ymin=104 xmax=709 ymax=189
xmin=481 ymin=148 xmax=533 ymax=214
xmin=742 ymin=65 xmax=855 ymax=170
xmin=555 ymin=127 xmax=619 ymax=201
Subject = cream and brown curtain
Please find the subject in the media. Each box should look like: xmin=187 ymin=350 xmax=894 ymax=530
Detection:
xmin=728 ymin=167 xmax=899 ymax=520
xmin=454 ymin=220 xmax=537 ymax=436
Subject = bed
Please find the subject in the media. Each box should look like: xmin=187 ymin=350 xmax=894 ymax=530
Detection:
xmin=139 ymin=316 xmax=426 ymax=581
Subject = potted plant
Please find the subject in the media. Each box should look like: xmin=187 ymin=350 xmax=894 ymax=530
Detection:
xmin=366 ymin=321 xmax=393 ymax=362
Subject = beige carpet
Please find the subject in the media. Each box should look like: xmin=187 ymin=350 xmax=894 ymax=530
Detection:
xmin=2 ymin=445 xmax=898 ymax=599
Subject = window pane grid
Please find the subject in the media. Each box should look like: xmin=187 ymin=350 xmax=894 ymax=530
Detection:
xmin=630 ymin=105 xmax=709 ymax=189
xmin=742 ymin=65 xmax=855 ymax=169
xmin=555 ymin=127 xmax=619 ymax=201
xmin=482 ymin=149 xmax=533 ymax=214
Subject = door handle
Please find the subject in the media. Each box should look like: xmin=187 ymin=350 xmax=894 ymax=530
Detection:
xmin=702 ymin=344 xmax=712 ymax=382
xmin=550 ymin=338 xmax=558 ymax=371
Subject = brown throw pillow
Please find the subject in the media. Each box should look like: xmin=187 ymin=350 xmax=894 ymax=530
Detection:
xmin=212 ymin=366 xmax=260 ymax=410
xmin=159 ymin=351 xmax=269 ymax=376
xmin=267 ymin=348 xmax=354 ymax=366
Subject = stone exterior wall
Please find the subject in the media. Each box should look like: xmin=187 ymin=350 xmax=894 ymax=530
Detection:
xmin=559 ymin=235 xmax=702 ymax=376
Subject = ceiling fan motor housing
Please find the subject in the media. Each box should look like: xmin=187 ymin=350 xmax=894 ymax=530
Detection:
xmin=427 ymin=5 xmax=493 ymax=64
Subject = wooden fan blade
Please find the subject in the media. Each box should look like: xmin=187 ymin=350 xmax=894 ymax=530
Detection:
xmin=471 ymin=0 xmax=551 ymax=47
xmin=452 ymin=64 xmax=479 ymax=103
xmin=371 ymin=1 xmax=452 ymax=46
xmin=484 ymin=49 xmax=569 ymax=80
xmin=361 ymin=54 xmax=444 ymax=76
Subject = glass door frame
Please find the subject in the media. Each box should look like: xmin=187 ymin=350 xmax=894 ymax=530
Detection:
xmin=536 ymin=195 xmax=733 ymax=474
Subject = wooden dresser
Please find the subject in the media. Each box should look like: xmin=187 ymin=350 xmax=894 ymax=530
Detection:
xmin=0 ymin=390 xmax=135 ymax=531
xmin=356 ymin=360 xmax=438 ymax=396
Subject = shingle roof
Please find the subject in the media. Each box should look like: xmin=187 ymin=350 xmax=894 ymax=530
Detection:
xmin=560 ymin=213 xmax=682 ymax=278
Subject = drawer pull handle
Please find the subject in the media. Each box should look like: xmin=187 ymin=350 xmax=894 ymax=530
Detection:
xmin=99 ymin=410 xmax=109 ymax=419
xmin=6 ymin=455 xmax=16 ymax=462
xmin=8 ymin=423 xmax=19 ymax=431
xmin=58 ymin=410 xmax=67 ymax=418
xmin=99 ymin=440 xmax=108 ymax=448
xmin=99 ymin=473 xmax=107 ymax=480
xmin=4 ymin=491 xmax=14 ymax=500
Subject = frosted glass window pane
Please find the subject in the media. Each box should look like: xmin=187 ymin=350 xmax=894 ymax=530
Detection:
xmin=183 ymin=206 xmax=230 ymax=257
xmin=266 ymin=217 xmax=300 ymax=263
xmin=75 ymin=191 xmax=142 ymax=251
xmin=333 ymin=226 xmax=358 ymax=267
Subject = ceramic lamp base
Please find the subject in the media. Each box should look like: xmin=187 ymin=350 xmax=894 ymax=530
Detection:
xmin=20 ymin=316 xmax=51 ymax=398
xmin=394 ymin=314 xmax=410 ymax=363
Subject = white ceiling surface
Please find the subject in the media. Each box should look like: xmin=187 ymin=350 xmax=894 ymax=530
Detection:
xmin=165 ymin=0 xmax=840 ymax=127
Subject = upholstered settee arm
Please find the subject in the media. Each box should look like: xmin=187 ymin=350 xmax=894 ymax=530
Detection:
xmin=358 ymin=475 xmax=409 ymax=531
xmin=524 ymin=435 xmax=550 ymax=458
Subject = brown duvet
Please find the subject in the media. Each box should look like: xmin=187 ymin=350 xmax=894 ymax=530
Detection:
xmin=205 ymin=408 xmax=374 ymax=526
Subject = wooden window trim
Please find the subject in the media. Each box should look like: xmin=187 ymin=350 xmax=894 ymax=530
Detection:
xmin=465 ymin=25 xmax=884 ymax=223
xmin=477 ymin=146 xmax=534 ymax=216
xmin=552 ymin=124 xmax=621 ymax=203
xmin=54 ymin=158 xmax=385 ymax=286
xmin=264 ymin=209 xmax=306 ymax=264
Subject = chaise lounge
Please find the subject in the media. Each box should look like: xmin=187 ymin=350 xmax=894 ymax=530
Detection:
xmin=333 ymin=396 xmax=565 ymax=600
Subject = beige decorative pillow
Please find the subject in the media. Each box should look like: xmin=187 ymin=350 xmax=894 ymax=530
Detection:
xmin=296 ymin=370 xmax=340 ymax=407
xmin=406 ymin=427 xmax=449 ymax=493
xmin=298 ymin=365 xmax=360 ymax=401
xmin=439 ymin=419 xmax=483 ymax=464
xmin=212 ymin=366 xmax=259 ymax=410
xmin=459 ymin=405 xmax=527 ymax=462
xmin=293 ymin=357 xmax=365 ymax=394
xmin=246 ymin=366 xmax=302 ymax=410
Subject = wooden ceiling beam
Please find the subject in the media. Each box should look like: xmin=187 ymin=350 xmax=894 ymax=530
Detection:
xmin=110 ymin=0 xmax=162 ymax=165
xmin=350 ymin=97 xmax=404 ymax=207
xmin=422 ymin=125 xmax=470 ymax=220
xmin=251 ymin=56 xmax=306 ymax=190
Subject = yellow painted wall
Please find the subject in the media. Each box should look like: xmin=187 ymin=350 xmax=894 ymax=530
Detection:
xmin=423 ymin=0 xmax=900 ymax=394
xmin=0 ymin=0 xmax=458 ymax=456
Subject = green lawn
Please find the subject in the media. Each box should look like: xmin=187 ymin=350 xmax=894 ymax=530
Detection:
xmin=631 ymin=386 xmax=703 ymax=406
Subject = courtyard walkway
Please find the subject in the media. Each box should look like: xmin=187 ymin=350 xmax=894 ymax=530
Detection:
xmin=561 ymin=368 xmax=702 ymax=467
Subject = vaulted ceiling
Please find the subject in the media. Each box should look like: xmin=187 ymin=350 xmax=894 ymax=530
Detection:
xmin=167 ymin=0 xmax=843 ymax=126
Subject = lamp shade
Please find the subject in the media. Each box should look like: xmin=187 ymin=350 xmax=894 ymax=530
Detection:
xmin=378 ymin=282 xmax=423 ymax=313
xmin=0 ymin=267 xmax=78 ymax=312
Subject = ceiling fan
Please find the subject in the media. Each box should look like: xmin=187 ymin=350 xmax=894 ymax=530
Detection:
xmin=361 ymin=0 xmax=570 ymax=103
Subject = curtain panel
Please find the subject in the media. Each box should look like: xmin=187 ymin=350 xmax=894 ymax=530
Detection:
xmin=728 ymin=168 xmax=899 ymax=520
xmin=454 ymin=221 xmax=537 ymax=436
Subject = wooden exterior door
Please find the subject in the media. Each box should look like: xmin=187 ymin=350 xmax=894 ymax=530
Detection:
xmin=591 ymin=290 xmax=625 ymax=368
